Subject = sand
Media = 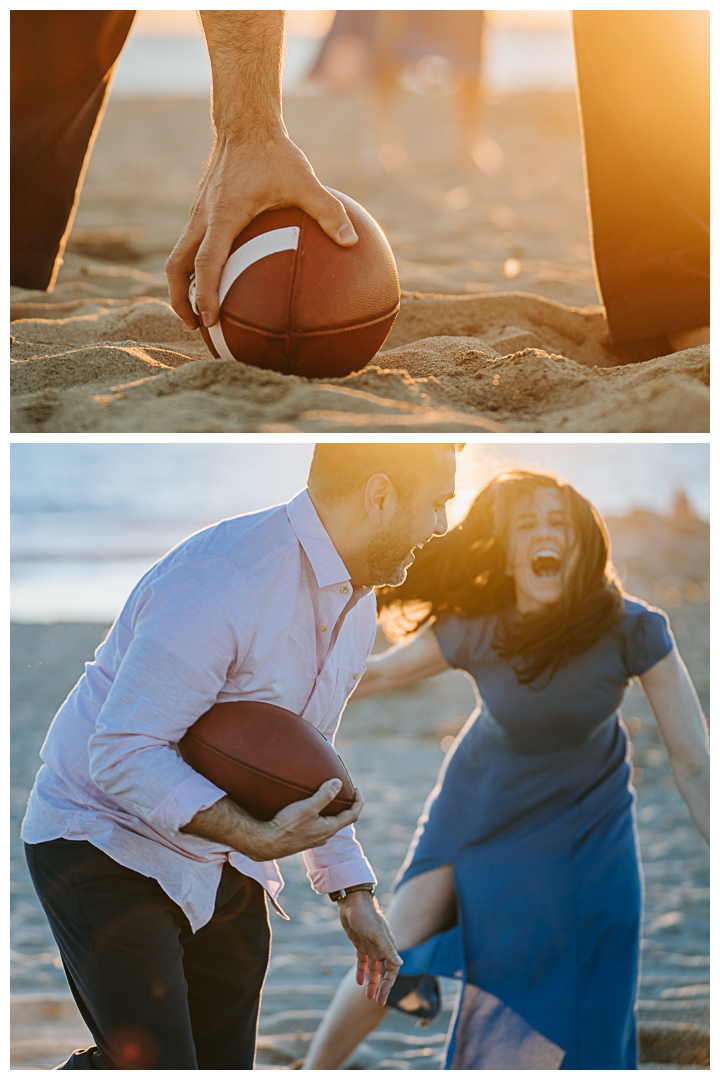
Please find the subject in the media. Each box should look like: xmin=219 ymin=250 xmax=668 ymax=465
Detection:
xmin=11 ymin=510 xmax=709 ymax=1068
xmin=10 ymin=91 xmax=709 ymax=433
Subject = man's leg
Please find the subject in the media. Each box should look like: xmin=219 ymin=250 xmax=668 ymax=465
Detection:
xmin=26 ymin=839 xmax=199 ymax=1069
xmin=182 ymin=868 xmax=271 ymax=1069
xmin=10 ymin=10 xmax=135 ymax=291
xmin=573 ymin=11 xmax=709 ymax=347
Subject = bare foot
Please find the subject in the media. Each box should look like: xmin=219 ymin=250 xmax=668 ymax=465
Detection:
xmin=668 ymin=325 xmax=710 ymax=352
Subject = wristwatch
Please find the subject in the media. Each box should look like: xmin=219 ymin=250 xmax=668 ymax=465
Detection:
xmin=328 ymin=882 xmax=376 ymax=903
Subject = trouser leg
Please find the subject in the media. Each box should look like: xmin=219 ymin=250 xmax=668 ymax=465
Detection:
xmin=25 ymin=839 xmax=270 ymax=1070
xmin=183 ymin=874 xmax=271 ymax=1069
xmin=10 ymin=10 xmax=135 ymax=291
xmin=26 ymin=839 xmax=199 ymax=1069
xmin=573 ymin=11 xmax=709 ymax=346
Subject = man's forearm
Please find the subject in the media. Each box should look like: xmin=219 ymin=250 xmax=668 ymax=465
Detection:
xmin=167 ymin=10 xmax=357 ymax=327
xmin=180 ymin=780 xmax=363 ymax=863
xmin=199 ymin=11 xmax=287 ymax=139
xmin=181 ymin=795 xmax=268 ymax=858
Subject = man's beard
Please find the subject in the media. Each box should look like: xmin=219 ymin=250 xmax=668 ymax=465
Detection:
xmin=366 ymin=505 xmax=415 ymax=587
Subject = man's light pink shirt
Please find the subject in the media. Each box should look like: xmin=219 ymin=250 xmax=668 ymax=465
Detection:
xmin=22 ymin=490 xmax=378 ymax=931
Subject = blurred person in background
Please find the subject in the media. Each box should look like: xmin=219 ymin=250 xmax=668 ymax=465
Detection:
xmin=310 ymin=11 xmax=487 ymax=174
xmin=304 ymin=469 xmax=709 ymax=1070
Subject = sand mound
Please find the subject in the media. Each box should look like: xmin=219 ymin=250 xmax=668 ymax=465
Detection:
xmin=10 ymin=291 xmax=708 ymax=432
xmin=11 ymin=92 xmax=708 ymax=433
xmin=10 ymin=297 xmax=198 ymax=349
xmin=386 ymin=292 xmax=614 ymax=366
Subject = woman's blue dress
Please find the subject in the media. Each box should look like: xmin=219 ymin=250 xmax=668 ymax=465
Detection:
xmin=394 ymin=597 xmax=673 ymax=1070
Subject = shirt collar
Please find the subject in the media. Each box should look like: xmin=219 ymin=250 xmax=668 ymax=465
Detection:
xmin=286 ymin=489 xmax=356 ymax=590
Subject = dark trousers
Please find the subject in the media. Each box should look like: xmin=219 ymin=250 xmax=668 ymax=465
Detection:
xmin=574 ymin=10 xmax=710 ymax=345
xmin=10 ymin=10 xmax=136 ymax=290
xmin=25 ymin=839 xmax=271 ymax=1070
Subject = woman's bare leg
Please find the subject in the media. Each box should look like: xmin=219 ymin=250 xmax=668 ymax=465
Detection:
xmin=302 ymin=864 xmax=456 ymax=1070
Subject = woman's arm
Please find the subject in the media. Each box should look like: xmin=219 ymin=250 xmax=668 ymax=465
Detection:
xmin=354 ymin=624 xmax=450 ymax=700
xmin=639 ymin=648 xmax=709 ymax=844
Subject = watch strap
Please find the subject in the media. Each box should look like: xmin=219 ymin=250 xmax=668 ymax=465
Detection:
xmin=328 ymin=882 xmax=376 ymax=902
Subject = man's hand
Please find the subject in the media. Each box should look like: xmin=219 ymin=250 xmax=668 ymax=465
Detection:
xmin=181 ymin=780 xmax=363 ymax=862
xmin=166 ymin=11 xmax=358 ymax=330
xmin=337 ymin=891 xmax=403 ymax=1007
xmin=166 ymin=136 xmax=357 ymax=329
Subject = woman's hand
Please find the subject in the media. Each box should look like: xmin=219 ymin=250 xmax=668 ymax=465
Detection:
xmin=353 ymin=624 xmax=450 ymax=700
xmin=639 ymin=648 xmax=709 ymax=844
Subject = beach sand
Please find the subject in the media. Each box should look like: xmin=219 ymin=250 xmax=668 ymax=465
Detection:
xmin=10 ymin=91 xmax=709 ymax=433
xmin=11 ymin=510 xmax=709 ymax=1068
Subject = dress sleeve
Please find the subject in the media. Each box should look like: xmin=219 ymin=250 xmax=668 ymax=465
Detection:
xmin=624 ymin=599 xmax=675 ymax=676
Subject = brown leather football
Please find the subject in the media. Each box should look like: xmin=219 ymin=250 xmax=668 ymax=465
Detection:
xmin=189 ymin=189 xmax=400 ymax=378
xmin=178 ymin=700 xmax=355 ymax=821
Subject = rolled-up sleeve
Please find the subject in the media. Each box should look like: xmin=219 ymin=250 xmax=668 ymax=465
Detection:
xmin=88 ymin=556 xmax=253 ymax=834
xmin=302 ymin=824 xmax=376 ymax=894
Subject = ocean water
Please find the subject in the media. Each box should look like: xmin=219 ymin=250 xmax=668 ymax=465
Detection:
xmin=109 ymin=26 xmax=578 ymax=99
xmin=10 ymin=443 xmax=708 ymax=623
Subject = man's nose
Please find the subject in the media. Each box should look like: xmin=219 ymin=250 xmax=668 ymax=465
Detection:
xmin=434 ymin=508 xmax=449 ymax=536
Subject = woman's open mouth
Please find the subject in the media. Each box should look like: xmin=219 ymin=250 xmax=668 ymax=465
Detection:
xmin=531 ymin=550 xmax=562 ymax=577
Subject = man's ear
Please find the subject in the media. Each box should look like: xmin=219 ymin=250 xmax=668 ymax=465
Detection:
xmin=364 ymin=473 xmax=397 ymax=528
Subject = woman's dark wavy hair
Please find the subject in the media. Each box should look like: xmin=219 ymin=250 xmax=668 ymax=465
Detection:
xmin=376 ymin=469 xmax=625 ymax=685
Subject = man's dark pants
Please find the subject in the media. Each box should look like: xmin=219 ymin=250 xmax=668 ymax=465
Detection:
xmin=573 ymin=10 xmax=709 ymax=346
xmin=25 ymin=839 xmax=271 ymax=1070
xmin=10 ymin=11 xmax=136 ymax=291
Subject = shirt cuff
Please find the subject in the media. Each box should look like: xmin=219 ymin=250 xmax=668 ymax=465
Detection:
xmin=146 ymin=772 xmax=227 ymax=835
xmin=306 ymin=855 xmax=377 ymax=895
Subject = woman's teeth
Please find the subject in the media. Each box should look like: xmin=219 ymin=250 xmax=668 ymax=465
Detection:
xmin=531 ymin=550 xmax=561 ymax=577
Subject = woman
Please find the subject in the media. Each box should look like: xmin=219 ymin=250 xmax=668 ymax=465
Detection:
xmin=304 ymin=469 xmax=709 ymax=1070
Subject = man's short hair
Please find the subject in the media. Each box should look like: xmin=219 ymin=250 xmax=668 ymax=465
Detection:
xmin=307 ymin=443 xmax=463 ymax=506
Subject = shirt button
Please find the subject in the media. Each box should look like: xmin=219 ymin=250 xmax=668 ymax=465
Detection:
xmin=352 ymin=672 xmax=360 ymax=680
xmin=320 ymin=624 xmax=327 ymax=632
xmin=340 ymin=585 xmax=349 ymax=594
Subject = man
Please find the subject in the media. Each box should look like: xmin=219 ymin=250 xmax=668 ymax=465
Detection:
xmin=10 ymin=11 xmax=357 ymax=315
xmin=22 ymin=443 xmax=460 ymax=1069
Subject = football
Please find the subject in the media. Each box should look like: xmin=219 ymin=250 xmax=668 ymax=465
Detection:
xmin=178 ymin=700 xmax=355 ymax=821
xmin=189 ymin=189 xmax=400 ymax=378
